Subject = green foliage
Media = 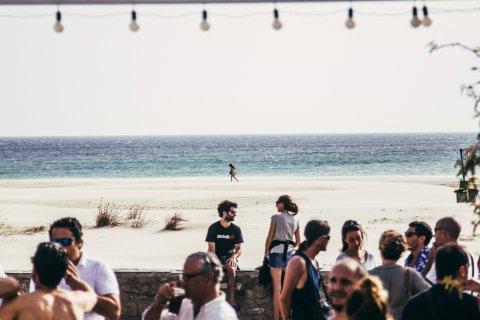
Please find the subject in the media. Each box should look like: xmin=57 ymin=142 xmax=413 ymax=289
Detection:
xmin=430 ymin=42 xmax=480 ymax=236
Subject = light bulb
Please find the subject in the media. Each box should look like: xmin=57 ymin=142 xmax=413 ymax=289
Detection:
xmin=272 ymin=9 xmax=282 ymax=30
xmin=53 ymin=10 xmax=64 ymax=33
xmin=129 ymin=10 xmax=139 ymax=32
xmin=200 ymin=10 xmax=210 ymax=31
xmin=410 ymin=6 xmax=421 ymax=28
xmin=345 ymin=7 xmax=355 ymax=29
xmin=422 ymin=6 xmax=432 ymax=27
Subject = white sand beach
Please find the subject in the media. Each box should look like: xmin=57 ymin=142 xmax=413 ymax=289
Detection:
xmin=0 ymin=176 xmax=478 ymax=271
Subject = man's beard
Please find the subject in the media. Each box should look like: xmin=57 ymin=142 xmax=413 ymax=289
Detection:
xmin=331 ymin=303 xmax=344 ymax=312
xmin=225 ymin=215 xmax=235 ymax=222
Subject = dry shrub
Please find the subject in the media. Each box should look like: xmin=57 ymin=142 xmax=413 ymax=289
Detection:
xmin=94 ymin=200 xmax=149 ymax=228
xmin=163 ymin=212 xmax=187 ymax=231
xmin=126 ymin=203 xmax=149 ymax=229
xmin=95 ymin=199 xmax=123 ymax=227
xmin=21 ymin=225 xmax=47 ymax=235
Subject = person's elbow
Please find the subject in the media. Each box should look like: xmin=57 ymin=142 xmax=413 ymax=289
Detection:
xmin=106 ymin=302 xmax=121 ymax=320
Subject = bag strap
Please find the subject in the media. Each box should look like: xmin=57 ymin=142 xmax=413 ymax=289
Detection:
xmin=318 ymin=266 xmax=330 ymax=303
xmin=404 ymin=268 xmax=411 ymax=298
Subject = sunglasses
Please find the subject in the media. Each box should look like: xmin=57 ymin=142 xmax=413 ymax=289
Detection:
xmin=179 ymin=271 xmax=208 ymax=282
xmin=50 ymin=237 xmax=75 ymax=247
xmin=405 ymin=231 xmax=418 ymax=238
xmin=320 ymin=235 xmax=331 ymax=240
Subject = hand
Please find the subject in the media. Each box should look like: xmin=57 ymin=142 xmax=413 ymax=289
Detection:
xmin=154 ymin=281 xmax=176 ymax=306
xmin=64 ymin=260 xmax=80 ymax=285
xmin=464 ymin=278 xmax=480 ymax=293
xmin=226 ymin=258 xmax=237 ymax=269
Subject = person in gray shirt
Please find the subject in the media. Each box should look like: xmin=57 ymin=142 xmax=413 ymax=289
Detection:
xmin=370 ymin=230 xmax=430 ymax=320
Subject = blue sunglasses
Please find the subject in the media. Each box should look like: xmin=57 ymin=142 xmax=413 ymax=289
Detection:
xmin=50 ymin=237 xmax=75 ymax=246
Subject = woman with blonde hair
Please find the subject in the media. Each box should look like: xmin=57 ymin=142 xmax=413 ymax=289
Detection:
xmin=264 ymin=195 xmax=301 ymax=320
xmin=345 ymin=275 xmax=392 ymax=320
xmin=369 ymin=230 xmax=430 ymax=320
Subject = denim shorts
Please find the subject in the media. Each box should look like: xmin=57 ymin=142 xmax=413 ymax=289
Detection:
xmin=268 ymin=251 xmax=294 ymax=269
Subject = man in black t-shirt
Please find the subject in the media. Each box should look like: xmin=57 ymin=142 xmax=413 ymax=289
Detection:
xmin=401 ymin=244 xmax=480 ymax=320
xmin=206 ymin=200 xmax=243 ymax=308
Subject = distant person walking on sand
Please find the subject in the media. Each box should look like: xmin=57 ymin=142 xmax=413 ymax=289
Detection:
xmin=229 ymin=164 xmax=238 ymax=182
xmin=264 ymin=195 xmax=301 ymax=320
xmin=206 ymin=200 xmax=243 ymax=309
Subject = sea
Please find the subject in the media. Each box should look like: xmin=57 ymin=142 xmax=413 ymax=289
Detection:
xmin=0 ymin=133 xmax=477 ymax=179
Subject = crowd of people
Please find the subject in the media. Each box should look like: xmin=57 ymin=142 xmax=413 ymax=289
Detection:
xmin=0 ymin=195 xmax=480 ymax=320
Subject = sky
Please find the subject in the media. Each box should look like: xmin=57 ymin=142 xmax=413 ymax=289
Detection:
xmin=0 ymin=1 xmax=479 ymax=136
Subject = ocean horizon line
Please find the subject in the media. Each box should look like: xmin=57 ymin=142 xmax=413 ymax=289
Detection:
xmin=0 ymin=131 xmax=477 ymax=138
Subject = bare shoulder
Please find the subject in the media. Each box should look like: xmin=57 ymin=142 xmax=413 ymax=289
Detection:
xmin=287 ymin=256 xmax=306 ymax=270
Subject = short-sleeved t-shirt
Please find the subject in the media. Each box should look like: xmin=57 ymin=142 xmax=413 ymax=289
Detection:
xmin=270 ymin=212 xmax=299 ymax=254
xmin=205 ymin=221 xmax=243 ymax=258
xmin=401 ymin=285 xmax=480 ymax=320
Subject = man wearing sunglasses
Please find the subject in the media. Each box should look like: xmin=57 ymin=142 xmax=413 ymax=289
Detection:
xmin=0 ymin=242 xmax=97 ymax=320
xmin=327 ymin=258 xmax=368 ymax=320
xmin=30 ymin=217 xmax=121 ymax=320
xmin=422 ymin=217 xmax=477 ymax=284
xmin=205 ymin=200 xmax=243 ymax=308
xmin=404 ymin=221 xmax=433 ymax=273
xmin=142 ymin=252 xmax=238 ymax=320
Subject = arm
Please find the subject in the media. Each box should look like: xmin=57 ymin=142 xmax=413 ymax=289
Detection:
xmin=143 ymin=282 xmax=175 ymax=320
xmin=207 ymin=242 xmax=217 ymax=257
xmin=294 ymin=226 xmax=301 ymax=248
xmin=421 ymin=245 xmax=437 ymax=278
xmin=0 ymin=277 xmax=19 ymax=300
xmin=280 ymin=257 xmax=305 ymax=320
xmin=226 ymin=244 xmax=242 ymax=269
xmin=66 ymin=276 xmax=97 ymax=312
xmin=73 ymin=260 xmax=121 ymax=320
xmin=92 ymin=294 xmax=121 ymax=320
xmin=264 ymin=220 xmax=276 ymax=256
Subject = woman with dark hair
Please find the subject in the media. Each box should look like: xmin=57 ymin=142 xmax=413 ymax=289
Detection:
xmin=229 ymin=164 xmax=238 ymax=182
xmin=280 ymin=220 xmax=331 ymax=320
xmin=336 ymin=220 xmax=376 ymax=270
xmin=369 ymin=230 xmax=430 ymax=320
xmin=264 ymin=195 xmax=301 ymax=320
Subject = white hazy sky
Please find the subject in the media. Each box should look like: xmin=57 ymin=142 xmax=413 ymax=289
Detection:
xmin=0 ymin=1 xmax=478 ymax=136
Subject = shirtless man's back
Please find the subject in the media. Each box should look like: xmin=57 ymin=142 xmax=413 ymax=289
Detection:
xmin=0 ymin=287 xmax=96 ymax=320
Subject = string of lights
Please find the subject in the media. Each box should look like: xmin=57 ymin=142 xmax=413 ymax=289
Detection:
xmin=0 ymin=3 xmax=478 ymax=33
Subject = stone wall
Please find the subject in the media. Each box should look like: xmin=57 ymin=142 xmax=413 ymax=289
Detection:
xmin=7 ymin=270 xmax=329 ymax=320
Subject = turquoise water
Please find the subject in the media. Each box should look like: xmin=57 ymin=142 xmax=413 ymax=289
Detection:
xmin=0 ymin=133 xmax=476 ymax=178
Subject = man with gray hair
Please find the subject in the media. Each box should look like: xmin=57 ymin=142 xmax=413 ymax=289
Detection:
xmin=328 ymin=258 xmax=368 ymax=320
xmin=143 ymin=252 xmax=238 ymax=320
xmin=422 ymin=217 xmax=477 ymax=284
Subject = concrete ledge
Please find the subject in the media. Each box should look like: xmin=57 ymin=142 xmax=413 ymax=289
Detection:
xmin=6 ymin=270 xmax=330 ymax=320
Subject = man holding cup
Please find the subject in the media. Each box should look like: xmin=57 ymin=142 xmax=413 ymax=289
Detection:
xmin=142 ymin=252 xmax=238 ymax=320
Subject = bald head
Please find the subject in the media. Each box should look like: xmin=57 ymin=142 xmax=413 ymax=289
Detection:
xmin=435 ymin=217 xmax=461 ymax=242
xmin=328 ymin=258 xmax=368 ymax=312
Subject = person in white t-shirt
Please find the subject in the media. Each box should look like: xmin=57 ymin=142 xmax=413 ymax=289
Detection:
xmin=31 ymin=217 xmax=121 ymax=320
xmin=422 ymin=216 xmax=478 ymax=284
xmin=142 ymin=252 xmax=238 ymax=320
